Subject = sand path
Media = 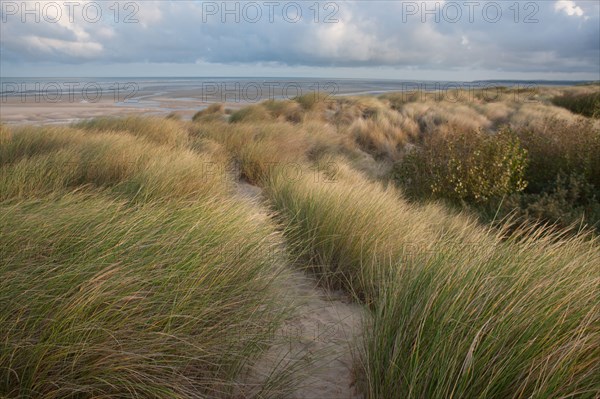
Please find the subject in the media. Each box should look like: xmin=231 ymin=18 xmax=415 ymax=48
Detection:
xmin=234 ymin=182 xmax=365 ymax=399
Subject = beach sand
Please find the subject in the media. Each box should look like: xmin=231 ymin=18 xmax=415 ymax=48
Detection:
xmin=1 ymin=98 xmax=150 ymax=125
xmin=0 ymin=89 xmax=249 ymax=125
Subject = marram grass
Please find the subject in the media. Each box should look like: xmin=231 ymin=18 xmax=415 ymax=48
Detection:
xmin=0 ymin=123 xmax=294 ymax=398
xmin=265 ymin=165 xmax=600 ymax=398
xmin=2 ymin=93 xmax=599 ymax=399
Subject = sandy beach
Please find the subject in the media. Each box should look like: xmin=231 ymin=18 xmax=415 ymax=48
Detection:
xmin=0 ymin=97 xmax=154 ymax=125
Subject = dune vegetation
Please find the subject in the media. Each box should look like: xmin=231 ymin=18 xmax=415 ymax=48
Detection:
xmin=0 ymin=120 xmax=295 ymax=398
xmin=1 ymin=85 xmax=599 ymax=398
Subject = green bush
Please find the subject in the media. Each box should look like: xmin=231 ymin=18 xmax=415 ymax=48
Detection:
xmin=552 ymin=92 xmax=600 ymax=118
xmin=500 ymin=174 xmax=600 ymax=232
xmin=508 ymin=120 xmax=600 ymax=232
xmin=394 ymin=128 xmax=528 ymax=204
xmin=516 ymin=119 xmax=600 ymax=194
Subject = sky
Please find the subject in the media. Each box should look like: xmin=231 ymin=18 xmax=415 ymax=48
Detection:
xmin=1 ymin=0 xmax=599 ymax=80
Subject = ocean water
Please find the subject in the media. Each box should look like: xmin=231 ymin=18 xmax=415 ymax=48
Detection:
xmin=1 ymin=77 xmax=587 ymax=96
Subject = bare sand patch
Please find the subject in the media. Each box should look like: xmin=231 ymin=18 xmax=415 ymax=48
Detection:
xmin=234 ymin=182 xmax=366 ymax=399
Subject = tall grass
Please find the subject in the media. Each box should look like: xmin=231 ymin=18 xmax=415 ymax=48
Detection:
xmin=0 ymin=123 xmax=295 ymax=398
xmin=189 ymin=119 xmax=346 ymax=184
xmin=265 ymin=163 xmax=490 ymax=295
xmin=192 ymin=103 xmax=226 ymax=122
xmin=265 ymin=164 xmax=600 ymax=398
xmin=0 ymin=126 xmax=229 ymax=202
xmin=3 ymin=87 xmax=600 ymax=398
xmin=74 ymin=116 xmax=189 ymax=147
xmin=1 ymin=194 xmax=291 ymax=398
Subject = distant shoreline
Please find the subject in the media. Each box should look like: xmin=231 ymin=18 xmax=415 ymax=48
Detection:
xmin=1 ymin=80 xmax=597 ymax=125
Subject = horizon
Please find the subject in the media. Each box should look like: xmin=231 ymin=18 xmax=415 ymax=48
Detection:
xmin=2 ymin=76 xmax=598 ymax=84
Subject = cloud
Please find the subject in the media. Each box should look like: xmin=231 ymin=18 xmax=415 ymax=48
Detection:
xmin=1 ymin=0 xmax=598 ymax=78
xmin=555 ymin=0 xmax=584 ymax=17
xmin=22 ymin=35 xmax=103 ymax=58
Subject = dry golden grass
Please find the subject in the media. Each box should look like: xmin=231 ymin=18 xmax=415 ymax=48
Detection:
xmin=262 ymin=99 xmax=305 ymax=123
xmin=2 ymin=85 xmax=599 ymax=398
xmin=0 ymin=126 xmax=230 ymax=202
xmin=508 ymin=102 xmax=581 ymax=132
xmin=0 ymin=121 xmax=301 ymax=398
xmin=75 ymin=116 xmax=189 ymax=147
xmin=192 ymin=103 xmax=227 ymax=122
xmin=265 ymin=162 xmax=599 ymax=399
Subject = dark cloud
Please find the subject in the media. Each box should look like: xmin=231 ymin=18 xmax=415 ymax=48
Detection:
xmin=1 ymin=1 xmax=598 ymax=77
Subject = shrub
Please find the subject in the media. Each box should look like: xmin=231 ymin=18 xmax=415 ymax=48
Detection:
xmin=552 ymin=91 xmax=600 ymax=118
xmin=516 ymin=119 xmax=600 ymax=194
xmin=394 ymin=128 xmax=528 ymax=204
xmin=500 ymin=174 xmax=600 ymax=232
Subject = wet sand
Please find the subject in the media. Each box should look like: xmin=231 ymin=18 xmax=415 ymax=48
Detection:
xmin=1 ymin=98 xmax=151 ymax=125
xmin=0 ymin=77 xmax=401 ymax=125
xmin=0 ymin=91 xmax=253 ymax=125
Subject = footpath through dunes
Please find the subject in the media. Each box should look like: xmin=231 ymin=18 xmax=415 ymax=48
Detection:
xmin=234 ymin=181 xmax=366 ymax=399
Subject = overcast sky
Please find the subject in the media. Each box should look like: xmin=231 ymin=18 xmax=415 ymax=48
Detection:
xmin=1 ymin=0 xmax=599 ymax=80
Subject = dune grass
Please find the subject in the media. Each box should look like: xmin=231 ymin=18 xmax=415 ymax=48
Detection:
xmin=1 ymin=194 xmax=291 ymax=398
xmin=364 ymin=229 xmax=599 ymax=399
xmin=201 ymin=91 xmax=599 ymax=396
xmin=2 ymin=86 xmax=599 ymax=398
xmin=0 ymin=125 xmax=230 ymax=202
xmin=264 ymin=165 xmax=599 ymax=398
xmin=192 ymin=103 xmax=226 ymax=122
xmin=74 ymin=116 xmax=189 ymax=147
xmin=189 ymin=119 xmax=346 ymax=185
xmin=0 ymin=123 xmax=295 ymax=398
